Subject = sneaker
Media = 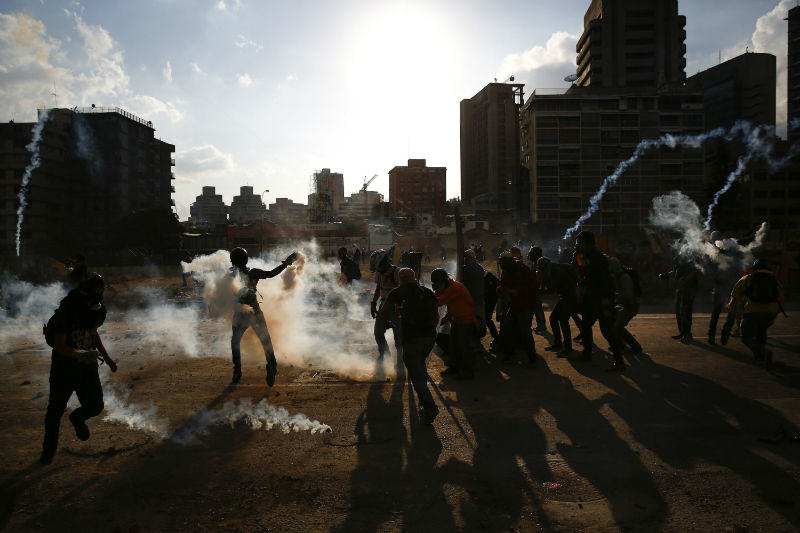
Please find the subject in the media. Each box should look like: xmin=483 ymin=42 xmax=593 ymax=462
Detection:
xmin=573 ymin=334 xmax=583 ymax=343
xmin=604 ymin=362 xmax=626 ymax=372
xmin=266 ymin=361 xmax=278 ymax=387
xmin=680 ymin=336 xmax=691 ymax=345
xmin=533 ymin=327 xmax=547 ymax=335
xmin=671 ymin=334 xmax=684 ymax=340
xmin=69 ymin=411 xmax=90 ymax=441
xmin=720 ymin=328 xmax=731 ymax=346
xmin=421 ymin=405 xmax=439 ymax=425
xmin=39 ymin=449 xmax=55 ymax=465
xmin=231 ymin=369 xmax=242 ymax=384
xmin=544 ymin=344 xmax=563 ymax=352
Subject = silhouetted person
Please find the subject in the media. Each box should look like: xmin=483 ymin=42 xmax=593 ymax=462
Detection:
xmin=432 ymin=268 xmax=477 ymax=379
xmin=497 ymin=254 xmax=538 ymax=364
xmin=537 ymin=257 xmax=578 ymax=355
xmin=660 ymin=255 xmax=700 ymax=344
xmin=370 ymin=249 xmax=403 ymax=363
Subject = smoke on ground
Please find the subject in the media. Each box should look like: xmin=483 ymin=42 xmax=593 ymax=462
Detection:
xmin=101 ymin=370 xmax=170 ymax=438
xmin=183 ymin=243 xmax=397 ymax=380
xmin=170 ymin=397 xmax=331 ymax=445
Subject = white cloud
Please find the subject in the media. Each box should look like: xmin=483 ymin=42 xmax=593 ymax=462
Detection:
xmin=237 ymin=72 xmax=252 ymax=86
xmin=234 ymin=34 xmax=263 ymax=51
xmin=0 ymin=11 xmax=182 ymax=125
xmin=175 ymin=144 xmax=235 ymax=178
xmin=190 ymin=61 xmax=204 ymax=74
xmin=163 ymin=59 xmax=172 ymax=82
xmin=216 ymin=0 xmax=242 ymax=12
xmin=216 ymin=1 xmax=226 ymax=10
xmin=498 ymin=31 xmax=578 ymax=80
xmin=286 ymin=73 xmax=297 ymax=82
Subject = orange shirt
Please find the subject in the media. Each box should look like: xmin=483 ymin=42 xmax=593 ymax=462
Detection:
xmin=436 ymin=279 xmax=476 ymax=324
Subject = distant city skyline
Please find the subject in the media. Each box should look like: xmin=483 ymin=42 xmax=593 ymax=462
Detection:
xmin=0 ymin=0 xmax=789 ymax=219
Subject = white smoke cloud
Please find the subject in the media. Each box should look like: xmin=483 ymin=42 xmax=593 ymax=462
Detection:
xmin=171 ymin=397 xmax=331 ymax=445
xmin=237 ymin=73 xmax=253 ymax=86
xmin=102 ymin=374 xmax=170 ymax=438
xmin=0 ymin=275 xmax=67 ymax=352
xmin=183 ymin=245 xmax=396 ymax=380
xmin=497 ymin=31 xmax=579 ymax=90
xmin=15 ymin=109 xmax=51 ymax=256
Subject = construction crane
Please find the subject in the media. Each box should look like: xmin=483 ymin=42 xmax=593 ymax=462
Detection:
xmin=361 ymin=174 xmax=378 ymax=219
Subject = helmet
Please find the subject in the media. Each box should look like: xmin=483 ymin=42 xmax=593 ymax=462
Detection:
xmin=369 ymin=249 xmax=389 ymax=272
xmin=80 ymin=272 xmax=105 ymax=305
xmin=230 ymin=247 xmax=249 ymax=268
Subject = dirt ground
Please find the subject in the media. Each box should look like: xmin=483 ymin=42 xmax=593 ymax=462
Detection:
xmin=1 ymin=277 xmax=799 ymax=533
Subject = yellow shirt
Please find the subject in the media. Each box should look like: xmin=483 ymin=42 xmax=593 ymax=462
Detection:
xmin=729 ymin=270 xmax=784 ymax=315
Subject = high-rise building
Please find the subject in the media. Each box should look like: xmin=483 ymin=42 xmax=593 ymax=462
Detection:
xmin=309 ymin=168 xmax=345 ymax=223
xmin=267 ymin=197 xmax=308 ymax=225
xmin=0 ymin=107 xmax=175 ymax=257
xmin=389 ymin=159 xmax=446 ymax=223
xmin=521 ymin=90 xmax=705 ymax=231
xmin=460 ymin=82 xmax=528 ymax=221
xmin=788 ymin=5 xmax=800 ymax=142
xmin=687 ymin=53 xmax=776 ymax=131
xmin=575 ymin=0 xmax=687 ymax=89
xmin=339 ymin=190 xmax=384 ymax=220
xmin=229 ymin=186 xmax=267 ymax=223
xmin=189 ymin=186 xmax=228 ymax=227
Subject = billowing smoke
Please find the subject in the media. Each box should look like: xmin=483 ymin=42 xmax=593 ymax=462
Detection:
xmin=0 ymin=275 xmax=66 ymax=351
xmin=101 ymin=372 xmax=170 ymax=438
xmin=649 ymin=191 xmax=767 ymax=270
xmin=564 ymin=121 xmax=794 ymax=240
xmin=73 ymin=113 xmax=101 ymax=175
xmin=170 ymin=397 xmax=331 ymax=445
xmin=183 ymin=244 xmax=395 ymax=380
xmin=15 ymin=109 xmax=52 ymax=256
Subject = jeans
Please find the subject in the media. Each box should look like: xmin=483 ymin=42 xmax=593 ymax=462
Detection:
xmin=614 ymin=304 xmax=641 ymax=352
xmin=374 ymin=302 xmax=403 ymax=363
xmin=740 ymin=312 xmax=776 ymax=359
xmin=534 ymin=302 xmax=546 ymax=330
xmin=500 ymin=308 xmax=536 ymax=359
xmin=549 ymin=298 xmax=575 ymax=348
xmin=402 ymin=336 xmax=436 ymax=409
xmin=232 ymin=310 xmax=276 ymax=372
xmin=485 ymin=295 xmax=499 ymax=339
xmin=451 ymin=322 xmax=479 ymax=377
xmin=675 ymin=290 xmax=696 ymax=338
xmin=42 ymin=359 xmax=104 ymax=456
xmin=709 ymin=303 xmax=723 ymax=337
xmin=581 ymin=299 xmax=623 ymax=364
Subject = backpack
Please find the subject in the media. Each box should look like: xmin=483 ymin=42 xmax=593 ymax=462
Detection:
xmin=746 ymin=272 xmax=778 ymax=303
xmin=400 ymin=285 xmax=439 ymax=331
xmin=343 ymin=257 xmax=361 ymax=280
xmin=623 ymin=267 xmax=643 ymax=298
xmin=43 ymin=312 xmax=58 ymax=347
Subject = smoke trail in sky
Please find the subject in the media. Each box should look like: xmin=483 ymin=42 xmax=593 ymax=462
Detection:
xmin=15 ymin=109 xmax=52 ymax=256
xmin=170 ymin=397 xmax=331 ymax=445
xmin=562 ymin=121 xmax=789 ymax=240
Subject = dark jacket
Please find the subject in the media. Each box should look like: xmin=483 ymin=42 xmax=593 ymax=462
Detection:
xmin=497 ymin=260 xmax=538 ymax=311
xmin=574 ymin=247 xmax=614 ymax=301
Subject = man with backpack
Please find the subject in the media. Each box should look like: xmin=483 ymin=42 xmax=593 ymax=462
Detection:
xmin=338 ymin=246 xmax=361 ymax=284
xmin=609 ymin=258 xmax=643 ymax=355
xmin=728 ymin=259 xmax=784 ymax=368
xmin=370 ymin=249 xmax=403 ymax=363
xmin=40 ymin=273 xmax=116 ymax=464
xmin=379 ymin=268 xmax=440 ymax=424
xmin=536 ymin=257 xmax=578 ymax=356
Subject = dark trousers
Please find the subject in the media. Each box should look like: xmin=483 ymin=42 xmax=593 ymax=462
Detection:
xmin=451 ymin=322 xmax=478 ymax=377
xmin=709 ymin=303 xmax=724 ymax=337
xmin=232 ymin=310 xmax=276 ymax=372
xmin=740 ymin=312 xmax=776 ymax=359
xmin=581 ymin=300 xmax=623 ymax=364
xmin=485 ymin=295 xmax=499 ymax=339
xmin=42 ymin=362 xmax=104 ymax=456
xmin=549 ymin=298 xmax=575 ymax=348
xmin=675 ymin=290 xmax=696 ymax=338
xmin=533 ymin=302 xmax=546 ymax=330
xmin=402 ymin=336 xmax=436 ymax=410
xmin=614 ymin=304 xmax=641 ymax=352
xmin=500 ymin=308 xmax=536 ymax=359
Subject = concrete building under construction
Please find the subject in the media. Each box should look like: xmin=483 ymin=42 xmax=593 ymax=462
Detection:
xmin=0 ymin=107 xmax=175 ymax=259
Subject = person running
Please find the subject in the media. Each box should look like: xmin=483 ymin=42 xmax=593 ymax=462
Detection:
xmin=496 ymin=253 xmax=538 ymax=364
xmin=608 ymin=258 xmax=643 ymax=355
xmin=527 ymin=246 xmax=547 ymax=334
xmin=573 ymin=231 xmax=625 ymax=371
xmin=229 ymin=247 xmax=297 ymax=385
xmin=728 ymin=259 xmax=785 ymax=369
xmin=379 ymin=268 xmax=440 ymax=424
xmin=462 ymin=249 xmax=487 ymax=333
xmin=338 ymin=246 xmax=361 ymax=284
xmin=369 ymin=250 xmax=403 ymax=363
xmin=40 ymin=273 xmax=116 ymax=464
xmin=431 ymin=268 xmax=478 ymax=379
xmin=537 ymin=257 xmax=578 ymax=356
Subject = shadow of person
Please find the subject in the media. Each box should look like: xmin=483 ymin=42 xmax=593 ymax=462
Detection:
xmin=571 ymin=351 xmax=800 ymax=528
xmin=0 ymin=462 xmax=67 ymax=530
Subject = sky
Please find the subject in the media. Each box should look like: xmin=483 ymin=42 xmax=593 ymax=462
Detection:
xmin=0 ymin=0 xmax=792 ymax=220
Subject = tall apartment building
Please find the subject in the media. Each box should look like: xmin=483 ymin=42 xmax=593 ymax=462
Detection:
xmin=189 ymin=186 xmax=228 ymax=227
xmin=309 ymin=168 xmax=345 ymax=223
xmin=340 ymin=190 xmax=384 ymax=220
xmin=460 ymin=82 xmax=528 ymax=221
xmin=229 ymin=186 xmax=267 ymax=223
xmin=576 ymin=0 xmax=686 ymax=89
xmin=521 ymin=90 xmax=705 ymax=231
xmin=0 ymin=107 xmax=175 ymax=258
xmin=687 ymin=53 xmax=776 ymax=131
xmin=267 ymin=197 xmax=308 ymax=225
xmin=389 ymin=159 xmax=446 ymax=224
xmin=788 ymin=5 xmax=800 ymax=142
